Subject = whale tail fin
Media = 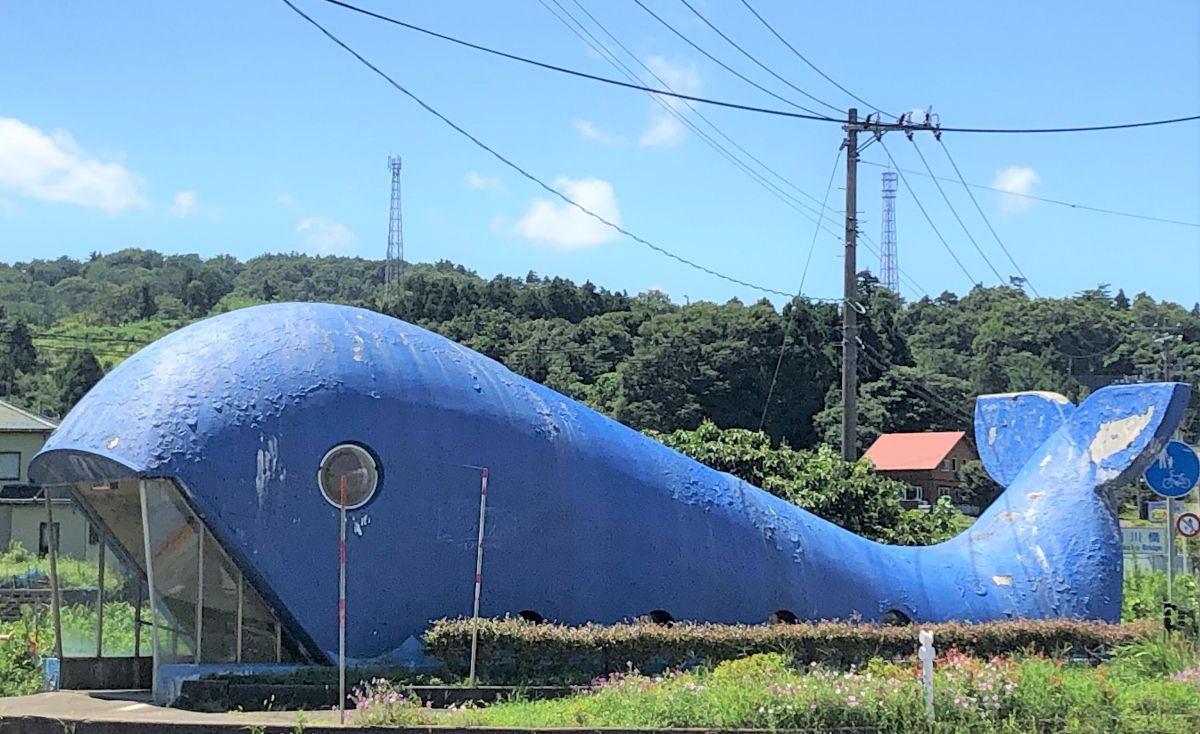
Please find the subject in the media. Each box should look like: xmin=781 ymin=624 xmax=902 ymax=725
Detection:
xmin=928 ymin=382 xmax=1191 ymax=622
xmin=975 ymin=391 xmax=1076 ymax=488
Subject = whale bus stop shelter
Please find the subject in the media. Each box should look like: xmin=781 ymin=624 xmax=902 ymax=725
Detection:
xmin=2 ymin=479 xmax=311 ymax=695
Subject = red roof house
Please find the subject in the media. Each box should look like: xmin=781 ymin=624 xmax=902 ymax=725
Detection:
xmin=864 ymin=431 xmax=975 ymax=508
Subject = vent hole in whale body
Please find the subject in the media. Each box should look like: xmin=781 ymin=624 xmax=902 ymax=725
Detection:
xmin=769 ymin=610 xmax=798 ymax=625
xmin=883 ymin=609 xmax=912 ymax=627
xmin=318 ymin=443 xmax=380 ymax=510
xmin=517 ymin=610 xmax=545 ymax=623
xmin=644 ymin=610 xmax=675 ymax=627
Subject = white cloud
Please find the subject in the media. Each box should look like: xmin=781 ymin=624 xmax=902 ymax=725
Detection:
xmin=515 ymin=177 xmax=620 ymax=250
xmin=992 ymin=166 xmax=1040 ymax=212
xmin=0 ymin=117 xmax=147 ymax=213
xmin=167 ymin=190 xmax=197 ymax=218
xmin=462 ymin=170 xmax=505 ymax=192
xmin=295 ymin=216 xmax=356 ymax=255
xmin=639 ymin=56 xmax=701 ymax=147
xmin=574 ymin=119 xmax=627 ymax=147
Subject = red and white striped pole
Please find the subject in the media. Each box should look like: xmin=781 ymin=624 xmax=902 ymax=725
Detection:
xmin=338 ymin=474 xmax=348 ymax=724
xmin=468 ymin=468 xmax=489 ymax=687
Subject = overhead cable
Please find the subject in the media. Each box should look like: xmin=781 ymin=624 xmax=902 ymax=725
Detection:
xmin=280 ymin=0 xmax=817 ymax=300
xmin=736 ymin=0 xmax=890 ymax=116
xmin=315 ymin=0 xmax=1199 ymax=134
xmin=935 ymin=139 xmax=1041 ymax=296
xmin=673 ymin=0 xmax=842 ymax=114
xmin=759 ymin=148 xmax=843 ymax=430
xmin=860 ymin=159 xmax=1199 ymax=229
xmin=909 ymin=138 xmax=1007 ymax=285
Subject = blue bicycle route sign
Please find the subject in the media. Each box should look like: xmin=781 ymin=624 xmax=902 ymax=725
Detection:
xmin=1144 ymin=440 xmax=1200 ymax=499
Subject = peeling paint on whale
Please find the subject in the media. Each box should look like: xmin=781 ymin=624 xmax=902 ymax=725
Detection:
xmin=27 ymin=303 xmax=1192 ymax=663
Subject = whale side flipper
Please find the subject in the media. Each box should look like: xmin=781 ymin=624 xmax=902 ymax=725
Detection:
xmin=974 ymin=391 xmax=1075 ymax=487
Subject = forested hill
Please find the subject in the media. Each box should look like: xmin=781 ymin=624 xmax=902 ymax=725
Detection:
xmin=1 ymin=248 xmax=1198 ymax=449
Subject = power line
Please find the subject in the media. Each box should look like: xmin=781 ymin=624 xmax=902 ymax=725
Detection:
xmin=935 ymin=139 xmax=1041 ymax=296
xmin=879 ymin=138 xmax=977 ymax=287
xmin=938 ymin=115 xmax=1200 ymax=135
xmin=315 ymin=0 xmax=836 ymax=122
xmin=314 ymin=0 xmax=1200 ymax=135
xmin=860 ymin=158 xmax=1199 ymax=229
xmin=736 ymin=0 xmax=890 ymax=116
xmin=281 ymin=0 xmax=809 ymax=300
xmin=673 ymin=0 xmax=842 ymax=114
xmin=540 ymin=0 xmax=837 ymax=229
xmin=908 ymin=137 xmax=1007 ymax=285
xmin=561 ymin=0 xmax=838 ymax=215
xmin=759 ymin=148 xmax=842 ymax=430
xmin=630 ymin=0 xmax=828 ymax=116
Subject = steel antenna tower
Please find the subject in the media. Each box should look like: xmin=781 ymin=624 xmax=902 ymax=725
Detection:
xmin=879 ymin=170 xmax=899 ymax=293
xmin=385 ymin=155 xmax=404 ymax=303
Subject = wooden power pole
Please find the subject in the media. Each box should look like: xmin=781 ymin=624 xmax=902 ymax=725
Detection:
xmin=839 ymin=108 xmax=942 ymax=462
xmin=841 ymin=108 xmax=859 ymax=462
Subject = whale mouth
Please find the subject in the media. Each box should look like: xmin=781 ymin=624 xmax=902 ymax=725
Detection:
xmin=28 ymin=449 xmax=319 ymax=673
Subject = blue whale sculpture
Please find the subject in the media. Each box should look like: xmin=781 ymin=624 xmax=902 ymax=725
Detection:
xmin=29 ymin=302 xmax=1188 ymax=664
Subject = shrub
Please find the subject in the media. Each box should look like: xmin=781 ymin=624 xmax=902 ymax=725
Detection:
xmin=423 ymin=617 xmax=1158 ymax=685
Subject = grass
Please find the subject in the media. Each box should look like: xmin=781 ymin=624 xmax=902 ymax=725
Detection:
xmin=0 ymin=542 xmax=126 ymax=593
xmin=352 ymin=648 xmax=1200 ymax=733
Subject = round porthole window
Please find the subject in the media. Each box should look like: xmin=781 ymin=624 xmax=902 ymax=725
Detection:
xmin=318 ymin=444 xmax=379 ymax=509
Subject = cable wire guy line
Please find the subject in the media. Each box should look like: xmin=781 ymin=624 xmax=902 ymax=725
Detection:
xmin=540 ymin=0 xmax=837 ymax=230
xmin=859 ymin=159 xmax=1199 ymax=229
xmin=674 ymin=0 xmax=843 ymax=114
xmin=909 ymin=137 xmax=1007 ymax=286
xmin=759 ymin=147 xmax=842 ymax=431
xmin=630 ymin=0 xmax=827 ymax=117
xmin=315 ymin=0 xmax=1199 ymax=134
xmin=316 ymin=0 xmax=837 ymax=121
xmin=281 ymin=0 xmax=820 ymax=301
xmin=737 ymin=0 xmax=891 ymax=117
xmin=935 ymin=139 xmax=1041 ymax=296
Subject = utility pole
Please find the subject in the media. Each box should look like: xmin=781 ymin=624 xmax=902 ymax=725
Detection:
xmin=839 ymin=108 xmax=942 ymax=461
xmin=841 ymin=109 xmax=859 ymax=462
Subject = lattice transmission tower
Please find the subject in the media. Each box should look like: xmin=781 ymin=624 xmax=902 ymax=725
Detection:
xmin=385 ymin=155 xmax=404 ymax=304
xmin=879 ymin=170 xmax=899 ymax=293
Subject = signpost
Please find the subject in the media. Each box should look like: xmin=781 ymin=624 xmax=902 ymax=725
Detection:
xmin=1144 ymin=441 xmax=1200 ymax=603
xmin=1177 ymin=512 xmax=1200 ymax=539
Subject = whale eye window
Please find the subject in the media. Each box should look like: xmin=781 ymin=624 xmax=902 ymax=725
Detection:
xmin=318 ymin=444 xmax=379 ymax=509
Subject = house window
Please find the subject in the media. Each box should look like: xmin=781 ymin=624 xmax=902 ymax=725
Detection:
xmin=904 ymin=485 xmax=924 ymax=503
xmin=937 ymin=486 xmax=954 ymax=501
xmin=38 ymin=522 xmax=60 ymax=557
xmin=0 ymin=452 xmax=19 ymax=481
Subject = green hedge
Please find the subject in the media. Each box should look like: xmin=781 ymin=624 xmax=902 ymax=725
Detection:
xmin=423 ymin=617 xmax=1160 ymax=684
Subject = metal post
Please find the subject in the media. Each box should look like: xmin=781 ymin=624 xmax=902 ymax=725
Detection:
xmin=468 ymin=468 xmax=490 ymax=687
xmin=44 ymin=490 xmax=63 ymax=661
xmin=194 ymin=526 xmax=204 ymax=664
xmin=95 ymin=537 xmax=106 ymax=658
xmin=338 ymin=474 xmax=347 ymax=725
xmin=841 ymin=108 xmax=859 ymax=462
xmin=236 ymin=571 xmax=244 ymax=664
xmin=134 ymin=581 xmax=143 ymax=657
xmin=1168 ymin=497 xmax=1176 ymax=603
xmin=139 ymin=480 xmax=159 ymax=700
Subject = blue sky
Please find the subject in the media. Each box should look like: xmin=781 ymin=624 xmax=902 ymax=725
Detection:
xmin=1 ymin=0 xmax=1197 ymax=307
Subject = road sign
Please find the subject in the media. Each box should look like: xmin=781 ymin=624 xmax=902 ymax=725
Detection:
xmin=1123 ymin=526 xmax=1167 ymax=554
xmin=1144 ymin=440 xmax=1200 ymax=499
xmin=1178 ymin=512 xmax=1200 ymax=539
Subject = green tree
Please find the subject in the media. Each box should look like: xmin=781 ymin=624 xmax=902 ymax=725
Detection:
xmin=57 ymin=351 xmax=104 ymax=412
xmin=653 ymin=420 xmax=965 ymax=545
